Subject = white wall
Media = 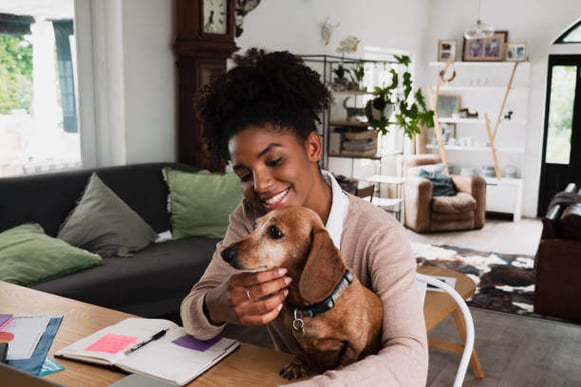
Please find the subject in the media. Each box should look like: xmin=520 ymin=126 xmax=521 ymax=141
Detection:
xmin=80 ymin=0 xmax=580 ymax=216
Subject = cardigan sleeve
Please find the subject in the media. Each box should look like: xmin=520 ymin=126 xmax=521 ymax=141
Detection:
xmin=180 ymin=201 xmax=256 ymax=339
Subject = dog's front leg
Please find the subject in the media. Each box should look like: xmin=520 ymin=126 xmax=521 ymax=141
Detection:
xmin=280 ymin=354 xmax=310 ymax=380
xmin=337 ymin=341 xmax=363 ymax=368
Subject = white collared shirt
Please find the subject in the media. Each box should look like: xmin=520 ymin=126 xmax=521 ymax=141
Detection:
xmin=321 ymin=170 xmax=350 ymax=250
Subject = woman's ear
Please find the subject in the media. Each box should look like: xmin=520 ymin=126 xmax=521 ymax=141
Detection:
xmin=305 ymin=131 xmax=322 ymax=162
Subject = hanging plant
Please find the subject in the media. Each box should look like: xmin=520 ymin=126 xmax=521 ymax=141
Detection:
xmin=366 ymin=55 xmax=434 ymax=138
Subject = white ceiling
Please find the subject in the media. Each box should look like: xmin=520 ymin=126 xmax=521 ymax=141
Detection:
xmin=0 ymin=0 xmax=73 ymax=20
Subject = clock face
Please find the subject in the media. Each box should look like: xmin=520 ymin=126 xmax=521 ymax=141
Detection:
xmin=203 ymin=0 xmax=227 ymax=34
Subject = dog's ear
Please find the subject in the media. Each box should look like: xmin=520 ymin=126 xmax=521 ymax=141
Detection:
xmin=298 ymin=227 xmax=346 ymax=305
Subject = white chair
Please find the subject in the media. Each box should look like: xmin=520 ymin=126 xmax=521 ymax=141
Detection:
xmin=416 ymin=273 xmax=475 ymax=387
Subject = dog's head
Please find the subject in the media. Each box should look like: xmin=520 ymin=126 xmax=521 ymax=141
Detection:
xmin=221 ymin=206 xmax=346 ymax=305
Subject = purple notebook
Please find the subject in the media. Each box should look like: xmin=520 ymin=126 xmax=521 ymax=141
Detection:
xmin=0 ymin=315 xmax=13 ymax=331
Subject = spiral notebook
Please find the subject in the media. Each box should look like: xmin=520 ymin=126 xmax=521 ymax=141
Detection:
xmin=55 ymin=318 xmax=239 ymax=386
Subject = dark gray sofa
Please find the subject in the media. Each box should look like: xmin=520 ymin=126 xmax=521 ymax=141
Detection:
xmin=0 ymin=162 xmax=221 ymax=317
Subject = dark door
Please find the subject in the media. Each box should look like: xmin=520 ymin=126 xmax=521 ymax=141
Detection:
xmin=537 ymin=55 xmax=581 ymax=216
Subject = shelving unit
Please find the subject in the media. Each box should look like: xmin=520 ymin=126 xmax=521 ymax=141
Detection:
xmin=301 ymin=55 xmax=402 ymax=169
xmin=427 ymin=61 xmax=531 ymax=221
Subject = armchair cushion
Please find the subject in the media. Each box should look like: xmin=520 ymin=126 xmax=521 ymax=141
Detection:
xmin=431 ymin=192 xmax=477 ymax=214
xmin=419 ymin=169 xmax=457 ymax=197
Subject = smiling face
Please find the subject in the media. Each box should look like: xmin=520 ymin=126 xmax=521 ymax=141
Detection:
xmin=229 ymin=124 xmax=331 ymax=217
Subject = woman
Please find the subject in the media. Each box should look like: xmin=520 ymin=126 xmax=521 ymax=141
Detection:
xmin=180 ymin=48 xmax=428 ymax=386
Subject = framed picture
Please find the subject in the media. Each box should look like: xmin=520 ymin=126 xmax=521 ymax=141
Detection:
xmin=437 ymin=40 xmax=457 ymax=62
xmin=463 ymin=31 xmax=508 ymax=61
xmin=441 ymin=123 xmax=456 ymax=144
xmin=506 ymin=43 xmax=528 ymax=62
xmin=436 ymin=94 xmax=460 ymax=118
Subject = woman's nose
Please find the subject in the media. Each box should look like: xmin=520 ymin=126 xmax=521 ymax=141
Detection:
xmin=253 ymin=170 xmax=272 ymax=193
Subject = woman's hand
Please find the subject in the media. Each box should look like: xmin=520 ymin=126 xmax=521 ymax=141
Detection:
xmin=204 ymin=268 xmax=292 ymax=326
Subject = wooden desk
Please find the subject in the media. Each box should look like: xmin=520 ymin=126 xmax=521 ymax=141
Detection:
xmin=1 ymin=268 xmax=483 ymax=385
xmin=418 ymin=266 xmax=485 ymax=379
xmin=0 ymin=281 xmax=293 ymax=386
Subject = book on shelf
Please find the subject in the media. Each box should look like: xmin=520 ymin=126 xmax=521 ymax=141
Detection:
xmin=55 ymin=318 xmax=239 ymax=386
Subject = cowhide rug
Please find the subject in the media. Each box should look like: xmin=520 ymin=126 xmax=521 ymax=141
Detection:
xmin=412 ymin=243 xmax=535 ymax=316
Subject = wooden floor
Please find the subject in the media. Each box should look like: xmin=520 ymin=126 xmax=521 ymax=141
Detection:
xmin=407 ymin=216 xmax=581 ymax=386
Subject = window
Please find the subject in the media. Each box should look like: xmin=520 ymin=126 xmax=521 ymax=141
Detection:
xmin=554 ymin=18 xmax=581 ymax=44
xmin=0 ymin=2 xmax=79 ymax=178
xmin=544 ymin=65 xmax=576 ymax=164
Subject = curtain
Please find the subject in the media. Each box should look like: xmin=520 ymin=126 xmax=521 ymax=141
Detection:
xmin=52 ymin=19 xmax=77 ymax=133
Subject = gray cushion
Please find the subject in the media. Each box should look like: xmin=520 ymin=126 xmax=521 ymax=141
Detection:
xmin=57 ymin=173 xmax=157 ymax=257
xmin=419 ymin=169 xmax=457 ymax=197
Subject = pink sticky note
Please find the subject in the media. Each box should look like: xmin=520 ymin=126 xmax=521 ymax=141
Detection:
xmin=85 ymin=333 xmax=138 ymax=354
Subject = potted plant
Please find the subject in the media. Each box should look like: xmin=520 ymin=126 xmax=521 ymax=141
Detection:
xmin=348 ymin=62 xmax=365 ymax=91
xmin=366 ymin=55 xmax=434 ymax=137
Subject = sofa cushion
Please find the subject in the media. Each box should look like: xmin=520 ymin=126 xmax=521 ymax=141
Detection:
xmin=408 ymin=163 xmax=446 ymax=178
xmin=419 ymin=169 xmax=457 ymax=197
xmin=163 ymin=168 xmax=242 ymax=239
xmin=431 ymin=192 xmax=477 ymax=214
xmin=0 ymin=223 xmax=102 ymax=286
xmin=57 ymin=173 xmax=158 ymax=257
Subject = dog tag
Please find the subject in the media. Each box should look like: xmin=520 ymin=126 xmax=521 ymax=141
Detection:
xmin=292 ymin=309 xmax=305 ymax=338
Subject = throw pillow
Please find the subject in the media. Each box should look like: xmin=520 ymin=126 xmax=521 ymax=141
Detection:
xmin=0 ymin=223 xmax=102 ymax=286
xmin=408 ymin=163 xmax=446 ymax=178
xmin=419 ymin=169 xmax=457 ymax=197
xmin=57 ymin=173 xmax=158 ymax=257
xmin=163 ymin=168 xmax=243 ymax=239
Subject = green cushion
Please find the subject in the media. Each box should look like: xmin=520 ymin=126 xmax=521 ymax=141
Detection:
xmin=0 ymin=223 xmax=102 ymax=286
xmin=163 ymin=168 xmax=242 ymax=239
xmin=57 ymin=173 xmax=158 ymax=257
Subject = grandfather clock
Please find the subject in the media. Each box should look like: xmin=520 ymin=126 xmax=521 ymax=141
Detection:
xmin=173 ymin=0 xmax=238 ymax=171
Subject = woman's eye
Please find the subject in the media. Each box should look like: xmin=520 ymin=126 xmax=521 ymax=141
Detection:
xmin=267 ymin=225 xmax=284 ymax=240
xmin=267 ymin=157 xmax=282 ymax=167
xmin=236 ymin=172 xmax=252 ymax=182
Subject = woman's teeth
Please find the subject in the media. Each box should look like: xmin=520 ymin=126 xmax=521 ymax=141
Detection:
xmin=264 ymin=189 xmax=289 ymax=207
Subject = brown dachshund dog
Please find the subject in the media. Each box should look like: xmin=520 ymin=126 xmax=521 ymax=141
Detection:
xmin=221 ymin=206 xmax=383 ymax=380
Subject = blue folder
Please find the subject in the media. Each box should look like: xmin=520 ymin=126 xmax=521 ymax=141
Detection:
xmin=7 ymin=316 xmax=63 ymax=376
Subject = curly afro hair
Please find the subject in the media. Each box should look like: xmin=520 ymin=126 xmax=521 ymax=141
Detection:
xmin=196 ymin=48 xmax=332 ymax=161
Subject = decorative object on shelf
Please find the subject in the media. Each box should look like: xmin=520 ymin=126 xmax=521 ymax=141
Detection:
xmin=506 ymin=43 xmax=528 ymax=62
xmin=436 ymin=94 xmax=460 ymax=118
xmin=464 ymin=0 xmax=494 ymax=40
xmin=437 ymin=40 xmax=457 ymax=62
xmin=348 ymin=62 xmax=366 ymax=90
xmin=320 ymin=17 xmax=340 ymax=46
xmin=441 ymin=123 xmax=456 ymax=144
xmin=342 ymin=97 xmax=366 ymax=121
xmin=336 ymin=35 xmax=360 ymax=55
xmin=366 ymin=55 xmax=434 ymax=138
xmin=234 ymin=0 xmax=261 ymax=37
xmin=459 ymin=107 xmax=479 ymax=118
xmin=438 ymin=64 xmax=456 ymax=83
xmin=463 ymin=31 xmax=508 ymax=62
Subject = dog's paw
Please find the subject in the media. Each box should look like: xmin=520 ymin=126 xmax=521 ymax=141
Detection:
xmin=279 ymin=361 xmax=309 ymax=380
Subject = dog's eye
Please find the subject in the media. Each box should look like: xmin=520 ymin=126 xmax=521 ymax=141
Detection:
xmin=267 ymin=225 xmax=284 ymax=240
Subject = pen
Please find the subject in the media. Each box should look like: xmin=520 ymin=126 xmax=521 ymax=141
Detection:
xmin=124 ymin=328 xmax=169 ymax=355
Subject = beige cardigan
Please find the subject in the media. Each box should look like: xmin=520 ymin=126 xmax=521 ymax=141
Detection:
xmin=181 ymin=196 xmax=428 ymax=386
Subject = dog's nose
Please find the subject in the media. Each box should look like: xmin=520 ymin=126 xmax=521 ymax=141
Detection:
xmin=221 ymin=245 xmax=237 ymax=263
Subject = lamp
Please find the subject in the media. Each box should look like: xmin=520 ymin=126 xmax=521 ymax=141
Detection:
xmin=464 ymin=0 xmax=494 ymax=40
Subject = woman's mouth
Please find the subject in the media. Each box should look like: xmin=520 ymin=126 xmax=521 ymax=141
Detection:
xmin=262 ymin=188 xmax=290 ymax=211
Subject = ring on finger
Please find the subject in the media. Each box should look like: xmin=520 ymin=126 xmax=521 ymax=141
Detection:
xmin=246 ymin=289 xmax=253 ymax=302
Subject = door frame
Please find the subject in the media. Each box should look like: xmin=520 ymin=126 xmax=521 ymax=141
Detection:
xmin=537 ymin=54 xmax=581 ymax=216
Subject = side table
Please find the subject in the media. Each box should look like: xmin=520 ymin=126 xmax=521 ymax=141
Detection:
xmin=365 ymin=175 xmax=405 ymax=223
